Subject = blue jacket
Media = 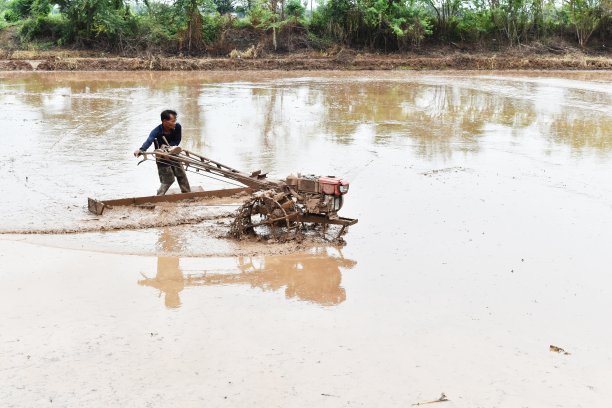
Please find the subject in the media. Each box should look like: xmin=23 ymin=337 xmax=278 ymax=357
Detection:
xmin=139 ymin=123 xmax=182 ymax=152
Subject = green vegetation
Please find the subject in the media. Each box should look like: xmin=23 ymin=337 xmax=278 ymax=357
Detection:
xmin=0 ymin=0 xmax=610 ymax=53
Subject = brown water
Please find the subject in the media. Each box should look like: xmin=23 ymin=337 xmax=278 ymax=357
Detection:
xmin=1 ymin=71 xmax=612 ymax=407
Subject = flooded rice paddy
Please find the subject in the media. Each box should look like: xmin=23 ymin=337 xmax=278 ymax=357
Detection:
xmin=1 ymin=71 xmax=612 ymax=407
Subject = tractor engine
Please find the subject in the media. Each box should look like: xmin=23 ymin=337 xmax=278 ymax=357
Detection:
xmin=285 ymin=174 xmax=350 ymax=215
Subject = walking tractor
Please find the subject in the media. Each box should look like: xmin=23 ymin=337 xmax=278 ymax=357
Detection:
xmin=88 ymin=146 xmax=358 ymax=240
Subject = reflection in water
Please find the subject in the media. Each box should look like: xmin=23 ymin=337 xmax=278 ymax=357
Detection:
xmin=549 ymin=110 xmax=612 ymax=153
xmin=3 ymin=72 xmax=609 ymax=158
xmin=138 ymin=228 xmax=356 ymax=308
xmin=140 ymin=228 xmax=185 ymax=308
xmin=204 ymin=76 xmax=609 ymax=160
xmin=1 ymin=72 xmax=610 ymax=232
xmin=145 ymin=256 xmax=183 ymax=309
xmin=232 ymin=253 xmax=355 ymax=305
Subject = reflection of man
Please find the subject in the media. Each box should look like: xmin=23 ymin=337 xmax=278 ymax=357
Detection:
xmin=133 ymin=109 xmax=191 ymax=196
xmin=154 ymin=256 xmax=184 ymax=309
xmin=138 ymin=228 xmax=184 ymax=309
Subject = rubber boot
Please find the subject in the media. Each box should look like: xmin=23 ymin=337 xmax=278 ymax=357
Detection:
xmin=174 ymin=167 xmax=191 ymax=193
xmin=157 ymin=183 xmax=172 ymax=196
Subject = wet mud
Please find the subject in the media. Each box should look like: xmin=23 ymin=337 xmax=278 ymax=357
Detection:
xmin=0 ymin=193 xmax=347 ymax=257
xmin=0 ymin=200 xmax=236 ymax=235
xmin=1 ymin=71 xmax=612 ymax=407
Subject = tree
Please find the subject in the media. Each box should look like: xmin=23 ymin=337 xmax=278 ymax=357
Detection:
xmin=286 ymin=0 xmax=305 ymax=17
xmin=7 ymin=0 xmax=50 ymax=18
xmin=214 ymin=0 xmax=234 ymax=14
xmin=489 ymin=0 xmax=533 ymax=45
xmin=174 ymin=0 xmax=216 ymax=53
xmin=566 ymin=0 xmax=604 ymax=46
xmin=391 ymin=0 xmax=432 ymax=48
xmin=55 ymin=0 xmax=131 ymax=45
xmin=421 ymin=0 xmax=463 ymax=39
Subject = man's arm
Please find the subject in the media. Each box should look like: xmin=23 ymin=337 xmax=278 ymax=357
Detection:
xmin=134 ymin=127 xmax=159 ymax=156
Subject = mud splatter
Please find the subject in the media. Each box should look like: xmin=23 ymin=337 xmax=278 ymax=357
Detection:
xmin=421 ymin=166 xmax=468 ymax=176
xmin=550 ymin=345 xmax=571 ymax=355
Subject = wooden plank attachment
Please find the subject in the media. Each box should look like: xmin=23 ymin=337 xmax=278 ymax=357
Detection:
xmin=87 ymin=187 xmax=251 ymax=215
xmin=88 ymin=198 xmax=106 ymax=215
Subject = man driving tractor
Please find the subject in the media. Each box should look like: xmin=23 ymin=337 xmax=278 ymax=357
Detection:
xmin=134 ymin=109 xmax=191 ymax=196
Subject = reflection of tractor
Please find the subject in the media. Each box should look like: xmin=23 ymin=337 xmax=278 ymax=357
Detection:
xmin=137 ymin=146 xmax=358 ymax=240
xmin=234 ymin=253 xmax=357 ymax=305
xmin=138 ymin=251 xmax=357 ymax=307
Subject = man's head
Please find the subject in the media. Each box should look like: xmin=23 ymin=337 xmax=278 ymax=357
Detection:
xmin=161 ymin=109 xmax=177 ymax=131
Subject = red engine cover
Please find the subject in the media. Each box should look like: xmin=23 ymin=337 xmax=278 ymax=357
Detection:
xmin=319 ymin=176 xmax=349 ymax=196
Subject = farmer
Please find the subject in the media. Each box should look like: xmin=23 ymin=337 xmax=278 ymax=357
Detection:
xmin=134 ymin=109 xmax=191 ymax=196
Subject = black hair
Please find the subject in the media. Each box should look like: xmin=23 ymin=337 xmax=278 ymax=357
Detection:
xmin=161 ymin=109 xmax=178 ymax=121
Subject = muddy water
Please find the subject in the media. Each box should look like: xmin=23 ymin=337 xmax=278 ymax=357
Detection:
xmin=1 ymin=71 xmax=612 ymax=407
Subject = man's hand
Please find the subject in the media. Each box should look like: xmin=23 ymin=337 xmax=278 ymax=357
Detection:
xmin=133 ymin=149 xmax=143 ymax=157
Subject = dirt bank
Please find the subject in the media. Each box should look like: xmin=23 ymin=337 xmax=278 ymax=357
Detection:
xmin=1 ymin=51 xmax=611 ymax=71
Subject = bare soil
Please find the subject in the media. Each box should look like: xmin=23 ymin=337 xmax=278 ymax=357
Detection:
xmin=0 ymin=49 xmax=610 ymax=71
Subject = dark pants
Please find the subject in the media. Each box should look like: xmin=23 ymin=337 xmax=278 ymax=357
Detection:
xmin=157 ymin=162 xmax=191 ymax=195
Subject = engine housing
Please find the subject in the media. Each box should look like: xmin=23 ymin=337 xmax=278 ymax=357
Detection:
xmin=285 ymin=174 xmax=349 ymax=214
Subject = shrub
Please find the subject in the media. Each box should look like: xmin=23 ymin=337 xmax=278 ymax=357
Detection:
xmin=248 ymin=0 xmax=276 ymax=28
xmin=20 ymin=14 xmax=67 ymax=42
xmin=306 ymin=31 xmax=335 ymax=49
xmin=3 ymin=10 xmax=20 ymax=23
xmin=8 ymin=0 xmax=34 ymax=19
xmin=456 ymin=9 xmax=494 ymax=42
xmin=129 ymin=14 xmax=175 ymax=52
xmin=202 ymin=13 xmax=224 ymax=43
xmin=232 ymin=16 xmax=252 ymax=28
xmin=286 ymin=0 xmax=305 ymax=18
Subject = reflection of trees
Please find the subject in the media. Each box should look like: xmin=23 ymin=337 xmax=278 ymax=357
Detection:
xmin=138 ymin=237 xmax=356 ymax=308
xmin=3 ymin=73 xmax=611 ymax=161
xmin=310 ymin=81 xmax=543 ymax=159
xmin=4 ymin=74 xmax=212 ymax=156
xmin=254 ymin=86 xmax=276 ymax=151
xmin=549 ymin=112 xmax=612 ymax=153
xmin=250 ymin=86 xmax=292 ymax=172
xmin=179 ymin=81 xmax=205 ymax=151
xmin=5 ymin=75 xmax=153 ymax=150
